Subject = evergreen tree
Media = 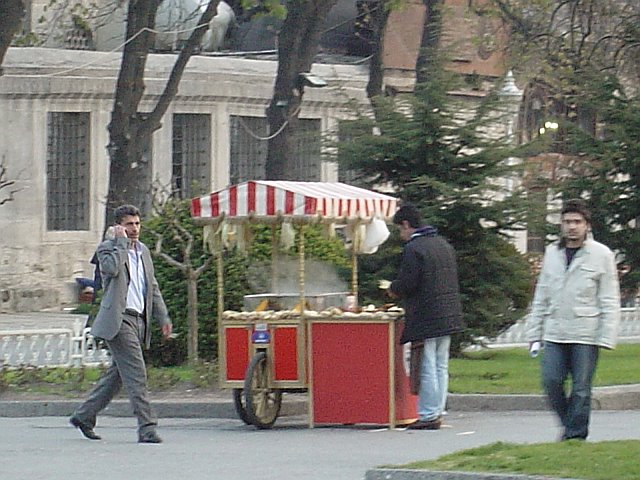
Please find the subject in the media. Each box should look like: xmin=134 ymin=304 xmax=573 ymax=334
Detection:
xmin=552 ymin=71 xmax=640 ymax=299
xmin=488 ymin=0 xmax=640 ymax=301
xmin=338 ymin=59 xmax=533 ymax=353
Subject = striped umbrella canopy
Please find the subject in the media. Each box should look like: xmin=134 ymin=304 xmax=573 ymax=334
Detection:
xmin=190 ymin=181 xmax=398 ymax=224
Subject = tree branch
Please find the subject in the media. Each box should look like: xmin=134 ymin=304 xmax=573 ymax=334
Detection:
xmin=194 ymin=255 xmax=213 ymax=277
xmin=144 ymin=0 xmax=220 ymax=133
xmin=154 ymin=234 xmax=188 ymax=272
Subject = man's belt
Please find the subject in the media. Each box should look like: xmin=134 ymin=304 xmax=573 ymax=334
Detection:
xmin=124 ymin=308 xmax=144 ymax=318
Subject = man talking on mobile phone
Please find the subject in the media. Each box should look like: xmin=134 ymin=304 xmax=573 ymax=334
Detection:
xmin=70 ymin=204 xmax=172 ymax=443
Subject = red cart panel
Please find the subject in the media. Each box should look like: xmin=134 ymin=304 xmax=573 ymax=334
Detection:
xmin=224 ymin=326 xmax=250 ymax=381
xmin=273 ymin=327 xmax=298 ymax=381
xmin=310 ymin=318 xmax=417 ymax=426
xmin=220 ymin=318 xmax=306 ymax=388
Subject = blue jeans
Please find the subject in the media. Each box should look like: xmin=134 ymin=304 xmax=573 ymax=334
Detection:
xmin=541 ymin=341 xmax=599 ymax=440
xmin=418 ymin=335 xmax=450 ymax=421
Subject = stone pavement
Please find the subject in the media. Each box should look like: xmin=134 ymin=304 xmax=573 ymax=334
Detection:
xmin=2 ymin=411 xmax=639 ymax=480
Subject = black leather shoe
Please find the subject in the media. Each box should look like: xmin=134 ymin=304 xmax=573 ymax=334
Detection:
xmin=70 ymin=416 xmax=101 ymax=440
xmin=407 ymin=417 xmax=442 ymax=430
xmin=138 ymin=431 xmax=163 ymax=444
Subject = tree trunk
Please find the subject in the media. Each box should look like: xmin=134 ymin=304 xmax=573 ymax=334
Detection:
xmin=106 ymin=0 xmax=161 ymax=220
xmin=366 ymin=1 xmax=391 ymax=100
xmin=186 ymin=268 xmax=199 ymax=364
xmin=0 ymin=0 xmax=25 ymax=75
xmin=105 ymin=0 xmax=220 ymax=224
xmin=265 ymin=0 xmax=339 ymax=180
xmin=415 ymin=0 xmax=444 ymax=84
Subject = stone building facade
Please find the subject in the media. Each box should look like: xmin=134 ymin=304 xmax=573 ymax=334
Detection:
xmin=0 ymin=47 xmax=370 ymax=311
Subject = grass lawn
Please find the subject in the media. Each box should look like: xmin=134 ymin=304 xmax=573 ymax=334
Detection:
xmin=394 ymin=440 xmax=640 ymax=480
xmin=0 ymin=363 xmax=218 ymax=398
xmin=1 ymin=344 xmax=639 ymax=397
xmin=449 ymin=343 xmax=640 ymax=394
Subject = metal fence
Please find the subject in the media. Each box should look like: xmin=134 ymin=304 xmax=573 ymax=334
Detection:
xmin=1 ymin=308 xmax=638 ymax=368
xmin=0 ymin=319 xmax=110 ymax=368
xmin=490 ymin=307 xmax=640 ymax=347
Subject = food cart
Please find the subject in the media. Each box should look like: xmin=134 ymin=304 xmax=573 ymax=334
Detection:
xmin=190 ymin=181 xmax=417 ymax=429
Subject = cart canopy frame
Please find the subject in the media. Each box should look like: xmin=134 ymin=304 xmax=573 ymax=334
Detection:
xmin=190 ymin=180 xmax=398 ymax=225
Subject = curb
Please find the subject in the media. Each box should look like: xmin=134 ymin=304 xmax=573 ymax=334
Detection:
xmin=365 ymin=469 xmax=582 ymax=480
xmin=447 ymin=384 xmax=640 ymax=412
xmin=0 ymin=397 xmax=308 ymax=418
xmin=1 ymin=385 xmax=638 ymax=418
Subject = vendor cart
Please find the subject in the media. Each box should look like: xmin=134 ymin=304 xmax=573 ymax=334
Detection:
xmin=191 ymin=181 xmax=417 ymax=429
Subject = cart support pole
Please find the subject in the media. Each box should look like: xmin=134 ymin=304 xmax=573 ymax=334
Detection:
xmin=216 ymin=238 xmax=224 ymax=375
xmin=388 ymin=320 xmax=396 ymax=429
xmin=298 ymin=224 xmax=305 ymax=312
xmin=298 ymin=225 xmax=314 ymax=428
xmin=351 ymin=240 xmax=358 ymax=301
xmin=271 ymin=223 xmax=278 ymax=292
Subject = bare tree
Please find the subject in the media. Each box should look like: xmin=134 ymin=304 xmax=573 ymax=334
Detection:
xmin=482 ymin=0 xmax=640 ymax=82
xmin=483 ymin=0 xmax=640 ymax=292
xmin=106 ymin=0 xmax=221 ymax=222
xmin=151 ymin=199 xmax=212 ymax=364
xmin=0 ymin=0 xmax=26 ymax=75
xmin=264 ymin=0 xmax=339 ymax=179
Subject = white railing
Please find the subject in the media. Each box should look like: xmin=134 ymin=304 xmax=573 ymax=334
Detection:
xmin=1 ymin=308 xmax=638 ymax=367
xmin=491 ymin=307 xmax=640 ymax=346
xmin=0 ymin=319 xmax=110 ymax=368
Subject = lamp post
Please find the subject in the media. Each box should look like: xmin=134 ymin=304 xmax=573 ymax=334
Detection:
xmin=498 ymin=70 xmax=523 ymax=143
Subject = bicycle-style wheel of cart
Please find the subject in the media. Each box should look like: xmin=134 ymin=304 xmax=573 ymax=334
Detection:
xmin=232 ymin=388 xmax=251 ymax=425
xmin=239 ymin=351 xmax=283 ymax=428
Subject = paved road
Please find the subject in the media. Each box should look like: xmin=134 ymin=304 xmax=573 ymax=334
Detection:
xmin=2 ymin=410 xmax=640 ymax=480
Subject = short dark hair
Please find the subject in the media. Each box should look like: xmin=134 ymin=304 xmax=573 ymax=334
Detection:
xmin=393 ymin=205 xmax=422 ymax=228
xmin=114 ymin=204 xmax=141 ymax=224
xmin=561 ymin=198 xmax=591 ymax=224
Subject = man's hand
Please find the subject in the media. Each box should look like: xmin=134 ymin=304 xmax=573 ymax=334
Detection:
xmin=113 ymin=225 xmax=127 ymax=238
xmin=529 ymin=341 xmax=542 ymax=358
xmin=162 ymin=323 xmax=173 ymax=340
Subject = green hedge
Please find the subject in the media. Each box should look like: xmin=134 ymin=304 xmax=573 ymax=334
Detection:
xmin=141 ymin=201 xmax=350 ymax=366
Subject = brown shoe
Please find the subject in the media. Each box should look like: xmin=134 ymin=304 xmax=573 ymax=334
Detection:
xmin=407 ymin=417 xmax=442 ymax=430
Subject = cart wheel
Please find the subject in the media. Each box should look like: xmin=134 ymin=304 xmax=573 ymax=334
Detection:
xmin=232 ymin=388 xmax=252 ymax=425
xmin=243 ymin=351 xmax=282 ymax=429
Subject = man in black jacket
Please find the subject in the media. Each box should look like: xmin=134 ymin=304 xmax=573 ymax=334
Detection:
xmin=388 ymin=205 xmax=464 ymax=430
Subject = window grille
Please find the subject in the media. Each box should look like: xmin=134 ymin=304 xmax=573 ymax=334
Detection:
xmin=290 ymin=118 xmax=322 ymax=181
xmin=229 ymin=116 xmax=322 ymax=183
xmin=229 ymin=116 xmax=268 ymax=184
xmin=172 ymin=114 xmax=212 ymax=198
xmin=46 ymin=112 xmax=90 ymax=231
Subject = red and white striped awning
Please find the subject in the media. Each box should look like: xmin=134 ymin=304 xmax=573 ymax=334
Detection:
xmin=191 ymin=181 xmax=398 ymax=223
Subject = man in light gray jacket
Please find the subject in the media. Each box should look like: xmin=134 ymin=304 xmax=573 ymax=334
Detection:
xmin=70 ymin=205 xmax=172 ymax=443
xmin=526 ymin=199 xmax=620 ymax=440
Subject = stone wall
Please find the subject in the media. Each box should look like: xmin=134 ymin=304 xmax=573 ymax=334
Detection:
xmin=0 ymin=47 xmax=370 ymax=312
